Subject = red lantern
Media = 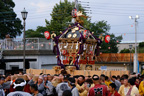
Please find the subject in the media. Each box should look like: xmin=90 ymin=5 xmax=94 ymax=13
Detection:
xmin=62 ymin=50 xmax=67 ymax=55
xmin=72 ymin=8 xmax=77 ymax=18
xmin=44 ymin=31 xmax=50 ymax=40
xmin=83 ymin=30 xmax=89 ymax=39
xmin=105 ymin=35 xmax=110 ymax=43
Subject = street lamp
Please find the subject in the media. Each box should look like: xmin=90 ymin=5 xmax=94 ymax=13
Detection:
xmin=21 ymin=8 xmax=28 ymax=73
xmin=129 ymin=15 xmax=139 ymax=73
xmin=129 ymin=45 xmax=133 ymax=73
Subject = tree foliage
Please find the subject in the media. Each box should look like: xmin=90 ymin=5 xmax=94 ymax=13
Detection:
xmin=45 ymin=0 xmax=87 ymax=35
xmin=0 ymin=0 xmax=23 ymax=39
xmin=139 ymin=42 xmax=144 ymax=48
xmin=26 ymin=26 xmax=47 ymax=38
xmin=120 ymin=48 xmax=130 ymax=53
xmin=101 ymin=34 xmax=122 ymax=53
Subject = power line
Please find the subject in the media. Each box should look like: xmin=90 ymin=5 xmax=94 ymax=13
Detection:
xmin=88 ymin=1 xmax=144 ymax=6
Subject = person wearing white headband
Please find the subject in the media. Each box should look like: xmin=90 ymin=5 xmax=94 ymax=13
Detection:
xmin=7 ymin=78 xmax=31 ymax=96
xmin=43 ymin=74 xmax=54 ymax=96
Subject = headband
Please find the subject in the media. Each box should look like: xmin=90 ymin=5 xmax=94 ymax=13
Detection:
xmin=13 ymin=80 xmax=26 ymax=89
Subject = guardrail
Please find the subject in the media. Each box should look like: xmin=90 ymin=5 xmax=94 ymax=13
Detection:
xmin=0 ymin=38 xmax=54 ymax=50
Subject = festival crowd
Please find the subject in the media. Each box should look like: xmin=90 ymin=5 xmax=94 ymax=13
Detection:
xmin=0 ymin=70 xmax=144 ymax=96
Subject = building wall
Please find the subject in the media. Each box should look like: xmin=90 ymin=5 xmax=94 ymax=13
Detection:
xmin=5 ymin=56 xmax=38 ymax=70
xmin=38 ymin=55 xmax=57 ymax=69
xmin=96 ymin=64 xmax=128 ymax=71
xmin=117 ymin=43 xmax=139 ymax=53
xmin=4 ymin=55 xmax=57 ymax=70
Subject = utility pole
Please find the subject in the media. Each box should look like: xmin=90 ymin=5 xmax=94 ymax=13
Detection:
xmin=134 ymin=18 xmax=138 ymax=73
xmin=129 ymin=15 xmax=139 ymax=73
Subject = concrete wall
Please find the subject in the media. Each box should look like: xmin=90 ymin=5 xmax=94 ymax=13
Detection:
xmin=5 ymin=56 xmax=38 ymax=70
xmin=3 ymin=50 xmax=57 ymax=70
xmin=38 ymin=55 xmax=57 ymax=69
xmin=4 ymin=55 xmax=57 ymax=70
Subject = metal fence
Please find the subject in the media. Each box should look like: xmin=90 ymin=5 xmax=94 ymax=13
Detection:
xmin=0 ymin=38 xmax=54 ymax=50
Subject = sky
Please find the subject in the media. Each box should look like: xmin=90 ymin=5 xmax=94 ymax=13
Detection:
xmin=13 ymin=0 xmax=144 ymax=42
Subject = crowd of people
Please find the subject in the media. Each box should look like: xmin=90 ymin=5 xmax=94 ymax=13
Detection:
xmin=0 ymin=70 xmax=144 ymax=96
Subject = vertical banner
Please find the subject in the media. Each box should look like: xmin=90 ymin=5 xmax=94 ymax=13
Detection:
xmin=137 ymin=60 xmax=139 ymax=73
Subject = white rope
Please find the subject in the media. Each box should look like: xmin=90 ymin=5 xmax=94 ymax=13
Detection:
xmin=71 ymin=41 xmax=74 ymax=49
xmin=76 ymin=41 xmax=78 ymax=50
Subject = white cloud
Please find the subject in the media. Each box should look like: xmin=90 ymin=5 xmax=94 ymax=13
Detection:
xmin=30 ymin=1 xmax=55 ymax=13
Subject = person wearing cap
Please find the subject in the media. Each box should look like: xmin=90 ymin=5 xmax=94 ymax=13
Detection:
xmin=28 ymin=76 xmax=46 ymax=95
xmin=88 ymin=75 xmax=108 ymax=96
xmin=7 ymin=78 xmax=31 ymax=96
xmin=69 ymin=78 xmax=79 ymax=96
xmin=56 ymin=75 xmax=71 ymax=96
xmin=108 ymin=83 xmax=120 ymax=96
xmin=43 ymin=74 xmax=54 ymax=96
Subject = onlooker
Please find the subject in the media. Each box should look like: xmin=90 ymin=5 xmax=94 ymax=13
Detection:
xmin=120 ymin=78 xmax=124 ymax=85
xmin=84 ymin=79 xmax=94 ymax=96
xmin=7 ymin=78 xmax=31 ymax=96
xmin=108 ymin=83 xmax=120 ymax=96
xmin=88 ymin=75 xmax=108 ymax=96
xmin=127 ymin=77 xmax=139 ymax=96
xmin=30 ymin=84 xmax=43 ymax=96
xmin=62 ymin=90 xmax=72 ymax=96
xmin=111 ymin=75 xmax=121 ymax=91
xmin=135 ymin=77 xmax=140 ymax=88
xmin=139 ymin=79 xmax=144 ymax=96
xmin=76 ymin=75 xmax=87 ymax=96
xmin=69 ymin=78 xmax=79 ymax=96
xmin=105 ymin=76 xmax=112 ymax=87
xmin=56 ymin=75 xmax=71 ymax=96
xmin=117 ymin=75 xmax=121 ymax=81
xmin=118 ymin=78 xmax=130 ymax=96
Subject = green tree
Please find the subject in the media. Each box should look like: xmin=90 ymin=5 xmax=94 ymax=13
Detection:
xmin=89 ymin=21 xmax=122 ymax=53
xmin=139 ymin=42 xmax=144 ymax=48
xmin=120 ymin=48 xmax=130 ymax=53
xmin=25 ymin=26 xmax=47 ymax=38
xmin=89 ymin=21 xmax=110 ymax=36
xmin=0 ymin=0 xmax=23 ymax=38
xmin=45 ymin=0 xmax=88 ymax=35
xmin=138 ymin=42 xmax=144 ymax=53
